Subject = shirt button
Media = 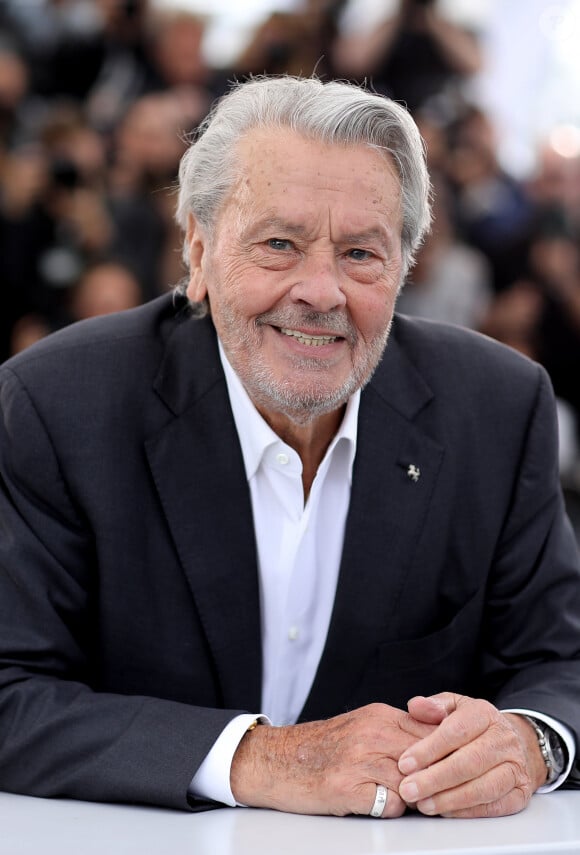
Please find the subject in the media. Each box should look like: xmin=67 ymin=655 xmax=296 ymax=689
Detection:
xmin=276 ymin=453 xmax=289 ymax=466
xmin=288 ymin=626 xmax=299 ymax=641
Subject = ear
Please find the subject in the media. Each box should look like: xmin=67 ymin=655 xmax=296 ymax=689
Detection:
xmin=185 ymin=213 xmax=209 ymax=303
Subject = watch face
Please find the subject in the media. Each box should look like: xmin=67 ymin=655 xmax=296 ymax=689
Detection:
xmin=546 ymin=728 xmax=566 ymax=776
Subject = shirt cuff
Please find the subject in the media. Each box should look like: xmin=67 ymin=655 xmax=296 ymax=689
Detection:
xmin=189 ymin=713 xmax=271 ymax=807
xmin=503 ymin=707 xmax=576 ymax=792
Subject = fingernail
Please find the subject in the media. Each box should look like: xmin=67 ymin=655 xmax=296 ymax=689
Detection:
xmin=418 ymin=798 xmax=436 ymax=815
xmin=398 ymin=755 xmax=417 ymax=775
xmin=399 ymin=780 xmax=419 ymax=802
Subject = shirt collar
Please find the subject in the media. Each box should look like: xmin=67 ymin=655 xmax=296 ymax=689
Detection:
xmin=218 ymin=340 xmax=359 ymax=483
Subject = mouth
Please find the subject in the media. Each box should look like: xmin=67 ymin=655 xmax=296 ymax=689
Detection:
xmin=278 ymin=327 xmax=341 ymax=347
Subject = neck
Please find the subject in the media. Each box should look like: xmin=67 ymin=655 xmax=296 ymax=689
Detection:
xmin=258 ymin=405 xmax=346 ymax=501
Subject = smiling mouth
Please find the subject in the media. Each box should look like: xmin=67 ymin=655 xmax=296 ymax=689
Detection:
xmin=279 ymin=328 xmax=340 ymax=347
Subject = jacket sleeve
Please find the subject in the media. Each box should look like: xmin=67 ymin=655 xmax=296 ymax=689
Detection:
xmin=480 ymin=365 xmax=580 ymax=786
xmin=0 ymin=366 xmax=239 ymax=810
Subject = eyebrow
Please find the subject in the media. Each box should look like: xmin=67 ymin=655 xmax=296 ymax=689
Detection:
xmin=340 ymin=227 xmax=394 ymax=248
xmin=243 ymin=217 xmax=310 ymax=241
xmin=243 ymin=217 xmax=394 ymax=249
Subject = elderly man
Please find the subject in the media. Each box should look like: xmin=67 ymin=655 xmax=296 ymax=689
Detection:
xmin=0 ymin=77 xmax=579 ymax=819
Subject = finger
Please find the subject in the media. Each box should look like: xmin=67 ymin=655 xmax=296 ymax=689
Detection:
xmin=368 ymin=783 xmax=388 ymax=818
xmin=414 ymin=764 xmax=530 ymax=819
xmin=406 ymin=694 xmax=454 ymax=725
xmin=404 ymin=759 xmax=519 ymax=815
xmin=438 ymin=788 xmax=529 ymax=819
xmin=399 ymin=715 xmax=526 ymax=808
xmin=410 ymin=691 xmax=464 ymax=718
xmin=396 ymin=711 xmax=440 ymax=742
xmin=399 ymin=697 xmax=495 ymax=775
xmin=361 ymin=783 xmax=407 ymax=819
xmin=399 ymin=747 xmax=478 ymax=807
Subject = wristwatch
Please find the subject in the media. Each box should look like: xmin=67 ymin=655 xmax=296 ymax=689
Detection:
xmin=523 ymin=716 xmax=566 ymax=784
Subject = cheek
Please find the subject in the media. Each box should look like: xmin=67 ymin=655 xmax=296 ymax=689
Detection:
xmin=350 ymin=284 xmax=398 ymax=340
xmin=209 ymin=256 xmax=287 ymax=315
xmin=204 ymin=256 xmax=247 ymax=306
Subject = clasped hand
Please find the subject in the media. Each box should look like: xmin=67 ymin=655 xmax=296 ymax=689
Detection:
xmin=230 ymin=693 xmax=546 ymax=819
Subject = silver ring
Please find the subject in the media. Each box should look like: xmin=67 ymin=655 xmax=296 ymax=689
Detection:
xmin=370 ymin=784 xmax=388 ymax=818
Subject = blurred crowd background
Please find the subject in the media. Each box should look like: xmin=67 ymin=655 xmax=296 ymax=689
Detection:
xmin=1 ymin=0 xmax=580 ymax=531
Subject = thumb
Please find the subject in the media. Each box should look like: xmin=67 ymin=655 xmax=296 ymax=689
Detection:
xmin=407 ymin=692 xmax=461 ymax=724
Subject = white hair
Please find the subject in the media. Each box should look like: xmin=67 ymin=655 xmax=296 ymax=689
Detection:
xmin=176 ymin=75 xmax=432 ymax=278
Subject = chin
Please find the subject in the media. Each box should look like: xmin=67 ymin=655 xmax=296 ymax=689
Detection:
xmin=255 ymin=380 xmax=355 ymax=424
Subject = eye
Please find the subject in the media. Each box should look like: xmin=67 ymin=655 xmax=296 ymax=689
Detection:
xmin=347 ymin=248 xmax=373 ymax=262
xmin=267 ymin=238 xmax=294 ymax=251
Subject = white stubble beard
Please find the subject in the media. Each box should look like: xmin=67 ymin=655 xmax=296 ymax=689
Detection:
xmin=218 ymin=303 xmax=393 ymax=426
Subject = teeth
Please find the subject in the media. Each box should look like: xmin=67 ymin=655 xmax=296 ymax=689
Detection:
xmin=280 ymin=328 xmax=337 ymax=346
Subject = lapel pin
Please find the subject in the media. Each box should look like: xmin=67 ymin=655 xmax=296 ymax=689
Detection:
xmin=407 ymin=464 xmax=420 ymax=482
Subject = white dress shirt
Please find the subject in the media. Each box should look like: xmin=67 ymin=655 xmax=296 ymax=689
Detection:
xmin=190 ymin=342 xmax=575 ymax=806
xmin=218 ymin=341 xmax=359 ymax=727
xmin=191 ymin=342 xmax=358 ymax=804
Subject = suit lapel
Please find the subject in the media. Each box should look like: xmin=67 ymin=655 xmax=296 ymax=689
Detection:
xmin=300 ymin=326 xmax=445 ymax=721
xmin=145 ymin=314 xmax=262 ymax=711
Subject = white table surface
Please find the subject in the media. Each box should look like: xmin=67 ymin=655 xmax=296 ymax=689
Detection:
xmin=1 ymin=790 xmax=579 ymax=855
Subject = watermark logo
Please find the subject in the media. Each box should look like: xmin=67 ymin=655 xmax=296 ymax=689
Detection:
xmin=539 ymin=2 xmax=580 ymax=43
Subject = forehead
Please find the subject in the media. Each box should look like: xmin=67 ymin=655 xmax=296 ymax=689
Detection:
xmin=222 ymin=126 xmax=402 ymax=226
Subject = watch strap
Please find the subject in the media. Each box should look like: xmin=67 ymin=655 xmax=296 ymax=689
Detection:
xmin=523 ymin=715 xmax=561 ymax=784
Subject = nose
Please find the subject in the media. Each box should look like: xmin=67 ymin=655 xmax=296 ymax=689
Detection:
xmin=289 ymin=250 xmax=346 ymax=313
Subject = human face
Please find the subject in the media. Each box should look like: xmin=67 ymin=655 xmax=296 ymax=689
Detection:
xmin=186 ymin=127 xmax=403 ymax=427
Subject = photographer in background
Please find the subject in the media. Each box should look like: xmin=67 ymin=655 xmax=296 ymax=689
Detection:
xmin=334 ymin=0 xmax=482 ymax=114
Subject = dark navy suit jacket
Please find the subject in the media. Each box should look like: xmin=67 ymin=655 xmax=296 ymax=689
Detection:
xmin=1 ymin=293 xmax=580 ymax=809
